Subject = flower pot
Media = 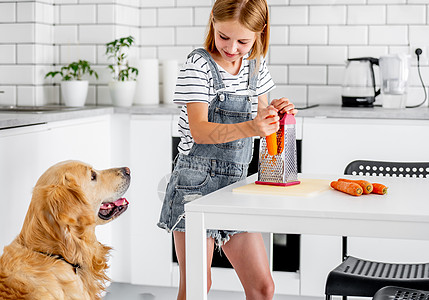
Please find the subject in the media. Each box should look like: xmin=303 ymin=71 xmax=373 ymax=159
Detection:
xmin=109 ymin=81 xmax=136 ymax=107
xmin=61 ymin=80 xmax=89 ymax=106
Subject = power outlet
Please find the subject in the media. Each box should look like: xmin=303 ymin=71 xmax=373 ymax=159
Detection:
xmin=410 ymin=45 xmax=429 ymax=65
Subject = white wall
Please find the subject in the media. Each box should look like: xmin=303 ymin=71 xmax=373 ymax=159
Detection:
xmin=0 ymin=0 xmax=428 ymax=108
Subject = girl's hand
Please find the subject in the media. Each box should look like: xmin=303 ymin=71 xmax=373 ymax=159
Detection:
xmin=271 ymin=97 xmax=298 ymax=115
xmin=252 ymin=105 xmax=279 ymax=137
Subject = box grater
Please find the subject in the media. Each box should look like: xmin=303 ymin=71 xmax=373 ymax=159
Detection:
xmin=255 ymin=114 xmax=300 ymax=186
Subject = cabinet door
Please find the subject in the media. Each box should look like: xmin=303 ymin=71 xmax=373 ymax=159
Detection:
xmin=0 ymin=124 xmax=50 ymax=252
xmin=129 ymin=115 xmax=174 ymax=287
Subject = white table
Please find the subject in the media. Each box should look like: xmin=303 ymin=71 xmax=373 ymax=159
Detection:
xmin=185 ymin=173 xmax=429 ymax=300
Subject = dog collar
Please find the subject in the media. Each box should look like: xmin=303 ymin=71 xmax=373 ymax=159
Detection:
xmin=38 ymin=251 xmax=81 ymax=274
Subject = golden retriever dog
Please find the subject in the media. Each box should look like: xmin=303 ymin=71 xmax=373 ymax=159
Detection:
xmin=0 ymin=160 xmax=130 ymax=300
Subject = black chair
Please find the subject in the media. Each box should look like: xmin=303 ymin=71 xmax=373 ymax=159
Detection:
xmin=373 ymin=286 xmax=429 ymax=300
xmin=344 ymin=160 xmax=429 ymax=178
xmin=325 ymin=160 xmax=429 ymax=300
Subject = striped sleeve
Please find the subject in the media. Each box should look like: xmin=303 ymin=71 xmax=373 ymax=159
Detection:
xmin=173 ymin=54 xmax=211 ymax=106
xmin=256 ymin=57 xmax=275 ymax=96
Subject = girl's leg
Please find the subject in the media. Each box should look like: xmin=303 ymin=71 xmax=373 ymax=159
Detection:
xmin=222 ymin=232 xmax=275 ymax=300
xmin=173 ymin=231 xmax=215 ymax=300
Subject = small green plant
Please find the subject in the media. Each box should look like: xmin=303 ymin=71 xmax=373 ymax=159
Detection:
xmin=106 ymin=36 xmax=139 ymax=81
xmin=45 ymin=60 xmax=98 ymax=81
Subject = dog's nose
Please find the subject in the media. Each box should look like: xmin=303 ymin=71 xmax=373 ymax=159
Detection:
xmin=122 ymin=167 xmax=131 ymax=176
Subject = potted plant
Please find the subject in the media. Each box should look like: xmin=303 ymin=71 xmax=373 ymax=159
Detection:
xmin=45 ymin=60 xmax=98 ymax=107
xmin=105 ymin=36 xmax=139 ymax=107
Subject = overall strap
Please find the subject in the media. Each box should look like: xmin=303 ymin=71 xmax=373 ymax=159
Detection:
xmin=188 ymin=48 xmax=225 ymax=92
xmin=247 ymin=58 xmax=258 ymax=93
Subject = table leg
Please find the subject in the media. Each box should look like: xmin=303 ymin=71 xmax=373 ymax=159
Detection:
xmin=186 ymin=211 xmax=208 ymax=300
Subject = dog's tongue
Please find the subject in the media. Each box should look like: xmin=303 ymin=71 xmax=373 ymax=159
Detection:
xmin=100 ymin=198 xmax=128 ymax=210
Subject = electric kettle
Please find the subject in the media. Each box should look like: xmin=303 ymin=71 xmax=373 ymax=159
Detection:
xmin=341 ymin=57 xmax=380 ymax=107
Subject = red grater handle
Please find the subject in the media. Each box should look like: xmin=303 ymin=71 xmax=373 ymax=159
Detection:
xmin=280 ymin=113 xmax=296 ymax=125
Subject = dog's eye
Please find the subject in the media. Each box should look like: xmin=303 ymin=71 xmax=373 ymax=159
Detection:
xmin=91 ymin=171 xmax=97 ymax=181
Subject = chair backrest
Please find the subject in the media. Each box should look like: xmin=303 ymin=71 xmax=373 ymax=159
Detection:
xmin=344 ymin=160 xmax=429 ymax=178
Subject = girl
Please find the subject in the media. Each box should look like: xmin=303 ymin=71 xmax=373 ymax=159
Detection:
xmin=158 ymin=0 xmax=297 ymax=299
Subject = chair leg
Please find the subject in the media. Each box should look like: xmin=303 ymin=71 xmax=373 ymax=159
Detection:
xmin=326 ymin=295 xmax=330 ymax=300
xmin=343 ymin=296 xmax=347 ymax=300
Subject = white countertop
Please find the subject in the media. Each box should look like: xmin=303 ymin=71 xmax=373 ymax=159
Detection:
xmin=1 ymin=104 xmax=428 ymax=130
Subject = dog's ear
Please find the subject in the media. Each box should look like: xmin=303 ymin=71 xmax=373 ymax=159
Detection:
xmin=39 ymin=175 xmax=92 ymax=226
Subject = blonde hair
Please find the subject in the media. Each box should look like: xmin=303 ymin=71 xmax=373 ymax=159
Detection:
xmin=204 ymin=0 xmax=270 ymax=62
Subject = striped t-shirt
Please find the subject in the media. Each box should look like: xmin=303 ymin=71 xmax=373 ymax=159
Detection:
xmin=174 ymin=52 xmax=275 ymax=155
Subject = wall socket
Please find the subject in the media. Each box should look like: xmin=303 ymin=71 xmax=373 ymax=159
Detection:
xmin=410 ymin=45 xmax=429 ymax=65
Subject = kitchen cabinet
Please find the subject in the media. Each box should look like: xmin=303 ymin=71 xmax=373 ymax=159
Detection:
xmin=300 ymin=117 xmax=429 ymax=296
xmin=128 ymin=114 xmax=174 ymax=287
xmin=0 ymin=115 xmax=112 ymax=261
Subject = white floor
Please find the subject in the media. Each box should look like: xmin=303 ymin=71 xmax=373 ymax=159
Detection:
xmin=103 ymin=282 xmax=322 ymax=300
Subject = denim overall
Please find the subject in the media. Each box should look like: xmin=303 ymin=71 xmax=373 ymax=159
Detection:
xmin=157 ymin=48 xmax=258 ymax=246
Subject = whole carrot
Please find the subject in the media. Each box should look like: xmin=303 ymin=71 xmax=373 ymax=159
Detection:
xmin=266 ymin=133 xmax=277 ymax=156
xmin=372 ymin=183 xmax=388 ymax=195
xmin=338 ymin=178 xmax=373 ymax=194
xmin=330 ymin=181 xmax=363 ymax=196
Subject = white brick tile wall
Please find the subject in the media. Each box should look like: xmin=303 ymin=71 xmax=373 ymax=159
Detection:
xmin=409 ymin=26 xmax=429 ymax=46
xmin=54 ymin=25 xmax=78 ymax=44
xmin=194 ymin=7 xmax=211 ymax=26
xmin=0 ymin=66 xmax=35 ymax=85
xmin=387 ymin=5 xmax=426 ymax=24
xmin=117 ymin=5 xmax=139 ymax=27
xmin=98 ymin=4 xmax=115 ymax=24
xmin=290 ymin=26 xmax=327 ymax=45
xmin=327 ymin=66 xmax=345 ymax=85
xmin=268 ymin=65 xmax=288 ymax=84
xmin=0 ymin=1 xmax=428 ymax=106
xmin=60 ymin=45 xmax=96 ymax=64
xmin=348 ymin=46 xmax=388 ymax=58
xmin=0 ymin=3 xmax=16 ymax=23
xmin=368 ymin=0 xmax=405 ymax=4
xmin=36 ymin=2 xmax=54 ymax=24
xmin=270 ymin=6 xmax=308 ymax=25
xmin=79 ymin=25 xmax=115 ymax=44
xmin=158 ymin=46 xmax=193 ymax=61
xmin=17 ymin=2 xmax=34 ymax=23
xmin=269 ymin=85 xmax=307 ymax=107
xmin=96 ymin=85 xmax=111 ymax=106
xmin=270 ymin=46 xmax=307 ymax=64
xmin=369 ymin=25 xmax=408 ymax=45
xmin=308 ymin=85 xmax=342 ymax=105
xmin=140 ymin=27 xmax=175 ymax=46
xmin=60 ymin=5 xmax=96 ymax=24
xmin=0 ymin=45 xmax=16 ymax=64
xmin=141 ymin=9 xmax=157 ymax=27
xmin=348 ymin=6 xmax=386 ymax=25
xmin=140 ymin=1 xmax=175 ymax=8
xmin=0 ymin=24 xmax=35 ymax=43
xmin=34 ymin=24 xmax=52 ymax=44
xmin=17 ymin=86 xmax=35 ymax=106
xmin=309 ymin=46 xmax=347 ymax=65
xmin=289 ymin=65 xmax=326 ymax=84
xmin=176 ymin=0 xmax=212 ymax=7
xmin=158 ymin=8 xmax=193 ymax=26
xmin=270 ymin=26 xmax=288 ymax=45
xmin=329 ymin=26 xmax=367 ymax=45
xmin=17 ymin=44 xmax=34 ymax=64
xmin=309 ymin=6 xmax=346 ymax=25
xmin=35 ymin=85 xmax=59 ymax=106
xmin=176 ymin=27 xmax=206 ymax=45
xmin=0 ymin=86 xmax=17 ymax=106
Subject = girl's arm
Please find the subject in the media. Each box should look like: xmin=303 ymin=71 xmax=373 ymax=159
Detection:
xmin=187 ymin=94 xmax=279 ymax=145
